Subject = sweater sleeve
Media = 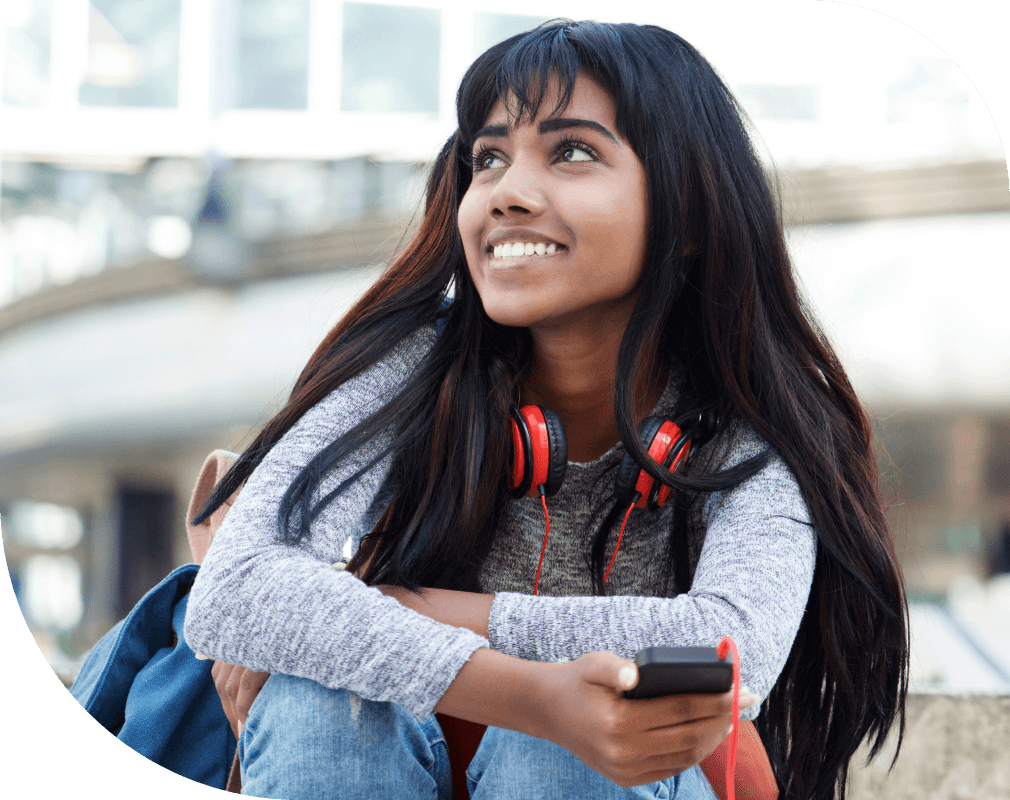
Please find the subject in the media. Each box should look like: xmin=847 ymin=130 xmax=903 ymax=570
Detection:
xmin=486 ymin=426 xmax=816 ymax=720
xmin=184 ymin=328 xmax=489 ymax=721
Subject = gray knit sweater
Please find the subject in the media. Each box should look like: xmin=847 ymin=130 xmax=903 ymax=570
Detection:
xmin=185 ymin=326 xmax=817 ymax=722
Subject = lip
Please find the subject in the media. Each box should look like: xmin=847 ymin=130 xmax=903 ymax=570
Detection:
xmin=484 ymin=228 xmax=567 ymax=253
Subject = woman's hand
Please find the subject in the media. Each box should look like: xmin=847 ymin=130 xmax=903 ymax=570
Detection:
xmin=211 ymin=661 xmax=270 ymax=741
xmin=536 ymin=651 xmax=757 ymax=788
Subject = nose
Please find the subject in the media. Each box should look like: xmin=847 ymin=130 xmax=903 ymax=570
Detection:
xmin=486 ymin=157 xmax=546 ymax=218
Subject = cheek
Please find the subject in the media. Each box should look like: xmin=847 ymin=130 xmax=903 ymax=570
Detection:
xmin=577 ymin=197 xmax=647 ymax=284
xmin=456 ymin=195 xmax=489 ymax=295
xmin=457 ymin=191 xmax=481 ymax=249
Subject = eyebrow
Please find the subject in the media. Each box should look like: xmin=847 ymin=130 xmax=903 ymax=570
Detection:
xmin=472 ymin=117 xmax=620 ymax=145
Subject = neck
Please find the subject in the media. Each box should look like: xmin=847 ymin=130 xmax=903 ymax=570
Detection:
xmin=522 ymin=314 xmax=665 ymax=463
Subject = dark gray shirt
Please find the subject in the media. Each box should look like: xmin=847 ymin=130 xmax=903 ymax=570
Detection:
xmin=185 ymin=326 xmax=816 ymax=721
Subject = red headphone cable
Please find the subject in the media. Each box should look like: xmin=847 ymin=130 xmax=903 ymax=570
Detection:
xmin=601 ymin=495 xmax=639 ymax=590
xmin=716 ymin=635 xmax=741 ymax=800
xmin=528 ymin=486 xmax=739 ymax=799
xmin=533 ymin=487 xmax=550 ymax=596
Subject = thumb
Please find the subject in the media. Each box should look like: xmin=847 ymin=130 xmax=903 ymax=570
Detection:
xmin=582 ymin=651 xmax=639 ymax=691
xmin=617 ymin=661 xmax=639 ymax=691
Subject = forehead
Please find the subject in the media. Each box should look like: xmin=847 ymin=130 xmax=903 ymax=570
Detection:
xmin=481 ymin=74 xmax=617 ymax=130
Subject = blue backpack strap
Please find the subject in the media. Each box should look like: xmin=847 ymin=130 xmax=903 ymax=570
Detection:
xmin=435 ymin=294 xmax=453 ymax=335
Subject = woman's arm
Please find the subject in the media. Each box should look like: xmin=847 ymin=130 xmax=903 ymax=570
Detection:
xmin=503 ymin=449 xmax=815 ymax=718
xmin=185 ymin=328 xmax=494 ymax=722
xmin=381 ymin=439 xmax=816 ymax=720
xmin=376 ymin=585 xmax=492 ymax=638
xmin=435 ymin=646 xmax=756 ymax=788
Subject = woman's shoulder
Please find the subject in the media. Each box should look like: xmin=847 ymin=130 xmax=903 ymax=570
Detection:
xmin=353 ymin=323 xmax=439 ymax=389
xmin=709 ymin=416 xmax=773 ymax=470
xmin=699 ymin=416 xmax=811 ymax=526
xmin=279 ymin=324 xmax=438 ymax=449
xmin=310 ymin=324 xmax=437 ymax=413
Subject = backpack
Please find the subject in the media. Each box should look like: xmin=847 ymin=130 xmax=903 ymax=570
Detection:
xmin=70 ymin=450 xmax=242 ymax=792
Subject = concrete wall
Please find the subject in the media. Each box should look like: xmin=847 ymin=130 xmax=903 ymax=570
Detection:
xmin=847 ymin=692 xmax=1010 ymax=799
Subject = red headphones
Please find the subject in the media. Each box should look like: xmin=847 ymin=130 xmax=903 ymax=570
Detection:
xmin=614 ymin=416 xmax=693 ymax=510
xmin=509 ymin=405 xmax=568 ymax=498
xmin=509 ymin=405 xmax=698 ymax=594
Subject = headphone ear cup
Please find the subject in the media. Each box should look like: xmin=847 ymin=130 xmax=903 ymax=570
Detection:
xmin=648 ymin=429 xmax=691 ymax=510
xmin=509 ymin=405 xmax=534 ymax=498
xmin=513 ymin=405 xmax=568 ymax=498
xmin=614 ymin=416 xmax=666 ymax=507
xmin=539 ymin=406 xmax=568 ymax=497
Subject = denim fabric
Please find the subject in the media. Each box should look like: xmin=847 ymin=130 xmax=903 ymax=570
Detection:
xmin=71 ymin=564 xmax=236 ymax=789
xmin=239 ymin=674 xmax=720 ymax=800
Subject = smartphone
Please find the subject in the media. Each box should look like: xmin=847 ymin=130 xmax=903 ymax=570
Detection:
xmin=623 ymin=646 xmax=733 ymax=699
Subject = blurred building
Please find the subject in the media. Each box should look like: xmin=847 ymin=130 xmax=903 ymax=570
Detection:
xmin=1 ymin=1 xmax=1008 ymax=689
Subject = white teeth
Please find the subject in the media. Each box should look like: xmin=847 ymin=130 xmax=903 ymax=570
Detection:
xmin=491 ymin=241 xmax=562 ymax=259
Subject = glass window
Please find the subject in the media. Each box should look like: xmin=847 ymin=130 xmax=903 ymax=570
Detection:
xmin=79 ymin=0 xmax=181 ymax=108
xmin=473 ymin=12 xmax=546 ymax=57
xmin=234 ymin=0 xmax=310 ymax=110
xmin=736 ymin=84 xmax=819 ymax=121
xmin=341 ymin=2 xmax=440 ymax=114
xmin=22 ymin=554 xmax=84 ymax=630
xmin=886 ymin=58 xmax=971 ymax=126
xmin=2 ymin=0 xmax=53 ymax=107
xmin=8 ymin=501 xmax=84 ymax=549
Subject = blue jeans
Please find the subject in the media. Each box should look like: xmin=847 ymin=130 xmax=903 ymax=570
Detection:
xmin=239 ymin=674 xmax=720 ymax=799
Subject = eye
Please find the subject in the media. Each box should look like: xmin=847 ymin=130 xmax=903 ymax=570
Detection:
xmin=472 ymin=146 xmax=506 ymax=172
xmin=558 ymin=140 xmax=599 ymax=163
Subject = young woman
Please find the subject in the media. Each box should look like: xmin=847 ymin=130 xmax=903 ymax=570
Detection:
xmin=186 ymin=20 xmax=908 ymax=800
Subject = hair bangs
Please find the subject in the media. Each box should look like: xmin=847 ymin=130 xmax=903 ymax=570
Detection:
xmin=457 ymin=21 xmax=586 ymax=151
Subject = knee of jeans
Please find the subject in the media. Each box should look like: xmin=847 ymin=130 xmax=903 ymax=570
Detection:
xmin=465 ymin=727 xmax=541 ymax=788
xmin=244 ymin=675 xmax=438 ymax=763
xmin=245 ymin=675 xmax=377 ymax=739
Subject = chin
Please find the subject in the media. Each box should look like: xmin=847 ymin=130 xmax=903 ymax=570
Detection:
xmin=477 ymin=294 xmax=549 ymax=329
xmin=481 ymin=305 xmax=538 ymax=329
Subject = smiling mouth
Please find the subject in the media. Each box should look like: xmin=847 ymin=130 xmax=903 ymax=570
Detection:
xmin=488 ymin=241 xmax=566 ymax=260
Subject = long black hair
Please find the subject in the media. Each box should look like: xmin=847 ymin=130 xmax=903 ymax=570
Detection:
xmin=196 ymin=21 xmax=907 ymax=800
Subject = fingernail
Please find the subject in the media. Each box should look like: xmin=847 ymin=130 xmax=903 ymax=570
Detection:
xmin=740 ymin=685 xmax=752 ymax=696
xmin=739 ymin=691 xmax=760 ymax=708
xmin=237 ymin=720 xmax=243 ymax=735
xmin=194 ymin=652 xmax=210 ymax=660
xmin=618 ymin=666 xmax=637 ymax=688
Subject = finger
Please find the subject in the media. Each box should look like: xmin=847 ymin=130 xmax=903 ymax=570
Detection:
xmin=211 ymin=662 xmax=239 ymax=729
xmin=579 ymin=651 xmax=639 ymax=692
xmin=213 ymin=662 xmax=237 ymax=697
xmin=634 ymin=690 xmax=735 ymax=730
xmin=234 ymin=670 xmax=270 ymax=724
xmin=609 ymin=715 xmax=733 ymax=775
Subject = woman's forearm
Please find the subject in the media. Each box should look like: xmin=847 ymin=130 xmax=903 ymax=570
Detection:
xmin=434 ymin=646 xmax=553 ymax=736
xmin=377 ymin=585 xmax=493 ymax=639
